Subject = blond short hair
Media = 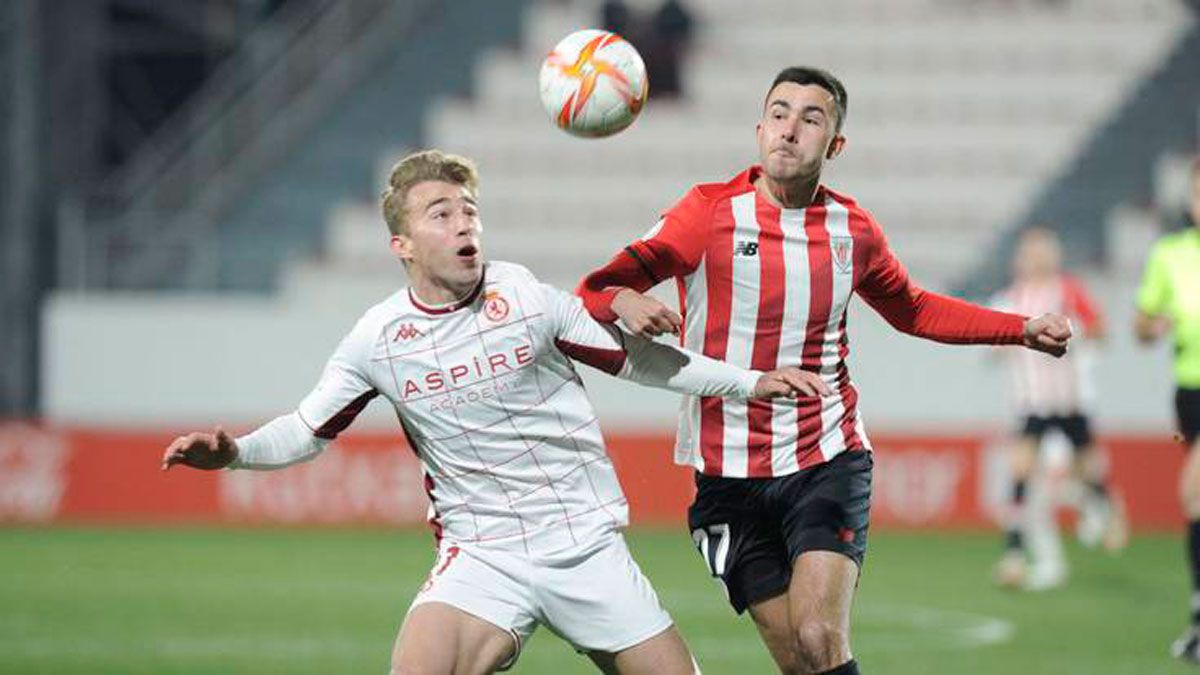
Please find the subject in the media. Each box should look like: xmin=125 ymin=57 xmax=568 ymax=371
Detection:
xmin=381 ymin=150 xmax=479 ymax=235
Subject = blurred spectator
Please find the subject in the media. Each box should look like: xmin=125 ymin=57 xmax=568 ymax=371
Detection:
xmin=600 ymin=0 xmax=634 ymax=38
xmin=600 ymin=0 xmax=695 ymax=100
xmin=646 ymin=1 xmax=694 ymax=99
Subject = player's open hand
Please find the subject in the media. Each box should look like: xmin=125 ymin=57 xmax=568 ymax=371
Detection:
xmin=161 ymin=427 xmax=238 ymax=472
xmin=612 ymin=288 xmax=682 ymax=339
xmin=1022 ymin=313 xmax=1072 ymax=358
xmin=753 ymin=367 xmax=833 ymax=399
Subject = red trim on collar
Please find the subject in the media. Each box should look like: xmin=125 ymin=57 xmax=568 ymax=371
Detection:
xmin=408 ymin=275 xmax=485 ymax=315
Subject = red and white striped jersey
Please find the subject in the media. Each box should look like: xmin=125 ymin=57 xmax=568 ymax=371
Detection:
xmin=235 ymin=261 xmax=760 ymax=561
xmin=991 ymin=275 xmax=1102 ymax=416
xmin=578 ymin=166 xmax=1027 ymax=478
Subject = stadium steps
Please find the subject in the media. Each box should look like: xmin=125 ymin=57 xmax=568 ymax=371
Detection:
xmin=956 ymin=17 xmax=1200 ymax=297
xmin=297 ymin=0 xmax=1187 ymax=293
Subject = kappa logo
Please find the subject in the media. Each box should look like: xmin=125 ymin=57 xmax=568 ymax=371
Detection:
xmin=831 ymin=236 xmax=853 ymax=275
xmin=483 ymin=291 xmax=510 ymax=322
xmin=733 ymin=240 xmax=759 ymax=257
xmin=393 ymin=323 xmax=424 ymax=341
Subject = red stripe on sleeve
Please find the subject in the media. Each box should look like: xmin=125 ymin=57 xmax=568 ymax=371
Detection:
xmin=1062 ymin=275 xmax=1102 ymax=334
xmin=554 ymin=338 xmax=627 ymax=375
xmin=313 ymin=389 xmax=379 ymax=440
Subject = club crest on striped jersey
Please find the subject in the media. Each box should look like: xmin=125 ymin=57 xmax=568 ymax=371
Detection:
xmin=483 ymin=291 xmax=510 ymax=322
xmin=831 ymin=236 xmax=853 ymax=274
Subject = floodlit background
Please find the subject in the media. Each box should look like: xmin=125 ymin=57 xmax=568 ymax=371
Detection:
xmin=1 ymin=0 xmax=1198 ymax=672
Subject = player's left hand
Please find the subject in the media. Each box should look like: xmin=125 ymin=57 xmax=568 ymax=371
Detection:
xmin=161 ymin=427 xmax=238 ymax=472
xmin=1022 ymin=313 xmax=1072 ymax=358
xmin=754 ymin=367 xmax=833 ymax=399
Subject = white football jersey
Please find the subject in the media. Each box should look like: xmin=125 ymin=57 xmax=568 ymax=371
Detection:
xmin=235 ymin=261 xmax=759 ymax=561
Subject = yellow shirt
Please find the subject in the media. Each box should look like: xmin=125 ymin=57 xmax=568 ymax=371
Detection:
xmin=1138 ymin=228 xmax=1200 ymax=387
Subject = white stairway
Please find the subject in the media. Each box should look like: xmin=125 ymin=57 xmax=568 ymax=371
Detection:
xmin=290 ymin=0 xmax=1191 ymax=303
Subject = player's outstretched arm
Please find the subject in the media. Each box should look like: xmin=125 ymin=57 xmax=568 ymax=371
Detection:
xmin=1021 ymin=313 xmax=1073 ymax=358
xmin=161 ymin=427 xmax=238 ymax=471
xmin=552 ymin=281 xmax=827 ymax=400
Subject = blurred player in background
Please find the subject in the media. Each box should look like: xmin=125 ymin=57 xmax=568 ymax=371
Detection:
xmin=160 ymin=149 xmax=822 ymax=675
xmin=991 ymin=227 xmax=1127 ymax=591
xmin=1136 ymin=158 xmax=1200 ymax=664
xmin=577 ymin=66 xmax=1074 ymax=675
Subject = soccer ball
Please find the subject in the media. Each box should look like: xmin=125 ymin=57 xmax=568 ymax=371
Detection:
xmin=539 ymin=29 xmax=648 ymax=138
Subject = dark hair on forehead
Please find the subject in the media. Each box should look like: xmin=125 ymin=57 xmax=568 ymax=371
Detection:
xmin=766 ymin=66 xmax=848 ymax=132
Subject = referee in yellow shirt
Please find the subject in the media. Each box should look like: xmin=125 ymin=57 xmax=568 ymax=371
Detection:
xmin=1137 ymin=158 xmax=1200 ymax=663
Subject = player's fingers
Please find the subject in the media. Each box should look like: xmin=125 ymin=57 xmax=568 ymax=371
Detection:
xmin=781 ymin=374 xmax=815 ymax=397
xmin=660 ymin=309 xmax=683 ymax=333
xmin=803 ymin=372 xmax=833 ymax=397
xmin=650 ymin=315 xmax=678 ymax=336
xmin=779 ymin=372 xmax=817 ymax=397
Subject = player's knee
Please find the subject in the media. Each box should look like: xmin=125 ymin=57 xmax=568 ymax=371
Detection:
xmin=791 ymin=618 xmax=849 ymax=672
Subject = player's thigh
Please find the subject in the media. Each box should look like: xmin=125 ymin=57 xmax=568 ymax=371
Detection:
xmin=788 ymin=550 xmax=859 ymax=629
xmin=1180 ymin=441 xmax=1200 ymax=515
xmin=687 ymin=473 xmax=790 ymax=616
xmin=778 ymin=450 xmax=872 ymax=573
xmin=586 ymin=625 xmax=696 ymax=675
xmin=392 ymin=602 xmax=515 ymax=675
xmin=396 ymin=545 xmax=535 ymax=674
xmin=1008 ymin=434 xmax=1039 ymax=477
xmin=536 ymin=535 xmax=676 ymax=658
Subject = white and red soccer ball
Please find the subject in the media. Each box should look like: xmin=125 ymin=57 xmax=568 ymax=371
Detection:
xmin=539 ymin=29 xmax=649 ymax=138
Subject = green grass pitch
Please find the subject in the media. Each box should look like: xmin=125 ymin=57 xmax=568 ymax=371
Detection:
xmin=0 ymin=527 xmax=1189 ymax=674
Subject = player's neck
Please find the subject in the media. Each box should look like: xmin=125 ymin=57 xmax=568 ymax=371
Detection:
xmin=756 ymin=174 xmax=820 ymax=209
xmin=408 ymin=272 xmax=481 ymax=308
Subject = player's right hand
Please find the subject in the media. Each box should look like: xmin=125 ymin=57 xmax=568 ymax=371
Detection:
xmin=753 ymin=367 xmax=833 ymax=399
xmin=161 ymin=427 xmax=238 ymax=472
xmin=612 ymin=288 xmax=682 ymax=339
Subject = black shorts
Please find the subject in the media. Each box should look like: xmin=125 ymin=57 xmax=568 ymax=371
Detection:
xmin=1178 ymin=387 xmax=1200 ymax=447
xmin=1020 ymin=413 xmax=1094 ymax=450
xmin=686 ymin=449 xmax=872 ymax=614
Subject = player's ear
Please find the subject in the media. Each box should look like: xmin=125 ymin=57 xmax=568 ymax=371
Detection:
xmin=390 ymin=234 xmax=414 ymax=264
xmin=826 ymin=133 xmax=846 ymax=160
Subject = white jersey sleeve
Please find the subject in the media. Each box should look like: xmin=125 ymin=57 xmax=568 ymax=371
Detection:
xmin=542 ymin=281 xmax=761 ymax=399
xmin=231 ymin=320 xmax=379 ymax=469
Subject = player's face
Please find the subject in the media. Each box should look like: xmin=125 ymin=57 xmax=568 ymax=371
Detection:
xmin=391 ymin=180 xmax=483 ymax=297
xmin=756 ymin=82 xmax=845 ymax=184
xmin=1013 ymin=229 xmax=1061 ymax=279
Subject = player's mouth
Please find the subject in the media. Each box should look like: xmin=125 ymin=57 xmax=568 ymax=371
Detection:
xmin=456 ymin=244 xmax=480 ymax=262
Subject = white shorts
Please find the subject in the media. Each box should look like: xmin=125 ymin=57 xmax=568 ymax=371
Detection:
xmin=409 ymin=533 xmax=673 ymax=663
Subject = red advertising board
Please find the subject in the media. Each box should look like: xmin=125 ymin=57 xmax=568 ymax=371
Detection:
xmin=0 ymin=423 xmax=1185 ymax=531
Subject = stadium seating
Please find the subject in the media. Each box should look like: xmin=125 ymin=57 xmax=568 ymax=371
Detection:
xmin=303 ymin=0 xmax=1190 ymax=297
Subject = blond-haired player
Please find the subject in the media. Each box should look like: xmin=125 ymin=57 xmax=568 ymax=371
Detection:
xmin=161 ymin=149 xmax=823 ymax=675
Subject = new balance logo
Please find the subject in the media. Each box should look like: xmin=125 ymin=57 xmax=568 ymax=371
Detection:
xmin=393 ymin=323 xmax=424 ymax=341
xmin=733 ymin=241 xmax=759 ymax=257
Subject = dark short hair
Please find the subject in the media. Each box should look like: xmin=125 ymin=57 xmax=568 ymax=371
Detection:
xmin=765 ymin=66 xmax=848 ymax=132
